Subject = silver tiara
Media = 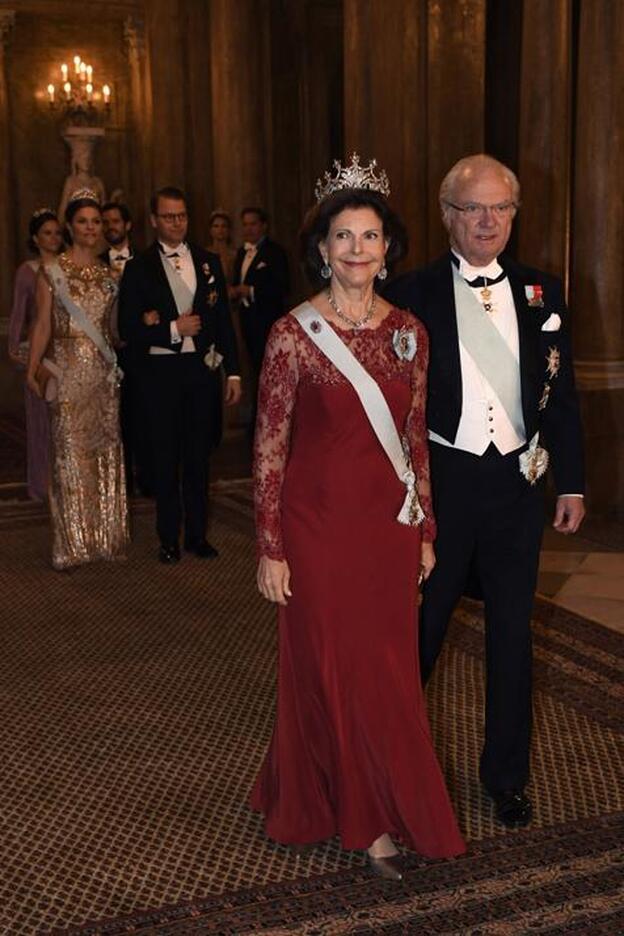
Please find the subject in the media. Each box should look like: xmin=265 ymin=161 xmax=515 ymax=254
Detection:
xmin=32 ymin=206 xmax=55 ymax=219
xmin=68 ymin=187 xmax=100 ymax=205
xmin=314 ymin=153 xmax=390 ymax=203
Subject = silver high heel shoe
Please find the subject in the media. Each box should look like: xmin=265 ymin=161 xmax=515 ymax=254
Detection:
xmin=368 ymin=853 xmax=404 ymax=881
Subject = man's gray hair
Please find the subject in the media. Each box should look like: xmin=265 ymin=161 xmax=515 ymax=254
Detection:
xmin=439 ymin=154 xmax=521 ymax=208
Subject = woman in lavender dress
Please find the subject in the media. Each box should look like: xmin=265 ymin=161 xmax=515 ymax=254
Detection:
xmin=7 ymin=209 xmax=63 ymax=500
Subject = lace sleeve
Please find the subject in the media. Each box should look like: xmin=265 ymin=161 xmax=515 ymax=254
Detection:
xmin=253 ymin=318 xmax=299 ymax=560
xmin=405 ymin=320 xmax=436 ymax=542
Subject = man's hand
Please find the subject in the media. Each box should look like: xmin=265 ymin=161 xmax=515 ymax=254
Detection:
xmin=225 ymin=377 xmax=242 ymax=406
xmin=257 ymin=556 xmax=292 ymax=605
xmin=553 ymin=495 xmax=585 ymax=534
xmin=229 ymin=284 xmax=251 ymax=302
xmin=176 ymin=313 xmax=201 ymax=337
xmin=142 ymin=310 xmax=160 ymax=326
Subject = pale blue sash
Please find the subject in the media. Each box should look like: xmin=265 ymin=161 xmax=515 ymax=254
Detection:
xmin=292 ymin=302 xmax=424 ymax=527
xmin=453 ymin=265 xmax=524 ymax=439
xmin=48 ymin=261 xmax=121 ymax=381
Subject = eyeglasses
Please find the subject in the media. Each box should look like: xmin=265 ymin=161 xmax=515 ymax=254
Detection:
xmin=157 ymin=212 xmax=188 ymax=223
xmin=444 ymin=201 xmax=518 ymax=217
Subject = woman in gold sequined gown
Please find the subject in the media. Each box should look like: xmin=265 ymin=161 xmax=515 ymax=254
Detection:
xmin=27 ymin=192 xmax=128 ymax=570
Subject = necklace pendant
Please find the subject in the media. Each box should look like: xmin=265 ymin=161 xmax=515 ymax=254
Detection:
xmin=480 ymin=286 xmax=492 ymax=301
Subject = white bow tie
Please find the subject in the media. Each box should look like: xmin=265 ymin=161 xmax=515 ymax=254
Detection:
xmin=457 ymin=255 xmax=503 ymax=282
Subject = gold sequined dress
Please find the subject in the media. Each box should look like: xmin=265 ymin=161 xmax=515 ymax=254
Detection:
xmin=46 ymin=255 xmax=128 ymax=569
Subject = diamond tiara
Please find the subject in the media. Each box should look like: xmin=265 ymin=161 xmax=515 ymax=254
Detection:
xmin=314 ymin=153 xmax=390 ymax=203
xmin=32 ymin=207 xmax=56 ymax=220
xmin=68 ymin=187 xmax=100 ymax=206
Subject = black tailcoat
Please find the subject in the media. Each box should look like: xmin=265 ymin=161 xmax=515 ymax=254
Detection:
xmin=232 ymin=237 xmax=290 ymax=369
xmin=386 ymin=252 xmax=584 ymax=494
xmin=384 ymin=252 xmax=585 ymax=794
xmin=117 ymin=242 xmax=240 ymax=545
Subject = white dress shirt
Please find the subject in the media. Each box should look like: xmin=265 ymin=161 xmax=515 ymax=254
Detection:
xmin=429 ymin=251 xmax=526 ymax=456
xmin=150 ymin=241 xmax=197 ymax=355
xmin=108 ymin=245 xmax=131 ymax=273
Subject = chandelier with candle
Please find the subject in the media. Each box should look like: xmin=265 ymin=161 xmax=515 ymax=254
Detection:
xmin=45 ymin=55 xmax=112 ymax=125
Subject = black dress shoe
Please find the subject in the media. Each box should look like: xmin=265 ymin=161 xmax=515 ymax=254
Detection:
xmin=184 ymin=539 xmax=219 ymax=559
xmin=158 ymin=543 xmax=180 ymax=564
xmin=491 ymin=790 xmax=532 ymax=828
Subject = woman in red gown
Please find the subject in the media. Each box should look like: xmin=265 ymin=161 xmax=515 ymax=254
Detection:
xmin=251 ymin=159 xmax=465 ymax=878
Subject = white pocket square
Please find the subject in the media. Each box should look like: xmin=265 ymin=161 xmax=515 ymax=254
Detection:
xmin=256 ymin=261 xmax=268 ymax=269
xmin=541 ymin=313 xmax=561 ymax=332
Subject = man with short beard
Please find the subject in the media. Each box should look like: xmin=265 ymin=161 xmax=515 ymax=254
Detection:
xmin=101 ymin=201 xmax=135 ymax=274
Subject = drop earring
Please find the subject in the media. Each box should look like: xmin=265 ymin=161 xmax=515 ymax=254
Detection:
xmin=320 ymin=261 xmax=332 ymax=280
xmin=377 ymin=264 xmax=388 ymax=281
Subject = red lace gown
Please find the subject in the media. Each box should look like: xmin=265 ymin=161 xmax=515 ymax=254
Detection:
xmin=251 ymin=307 xmax=465 ymax=857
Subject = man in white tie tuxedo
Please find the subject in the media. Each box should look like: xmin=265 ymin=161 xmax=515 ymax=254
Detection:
xmin=385 ymin=154 xmax=585 ymax=829
xmin=231 ymin=207 xmax=289 ymax=437
xmin=119 ymin=187 xmax=241 ymax=562
xmin=101 ymin=201 xmax=134 ymax=274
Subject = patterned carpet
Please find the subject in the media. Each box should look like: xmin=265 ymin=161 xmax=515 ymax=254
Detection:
xmin=0 ymin=482 xmax=622 ymax=934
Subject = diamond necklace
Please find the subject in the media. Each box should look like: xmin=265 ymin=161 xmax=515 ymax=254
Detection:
xmin=326 ymin=289 xmax=376 ymax=329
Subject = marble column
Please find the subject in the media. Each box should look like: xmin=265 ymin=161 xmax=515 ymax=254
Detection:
xmin=343 ymin=0 xmax=485 ymax=267
xmin=0 ymin=10 xmax=15 ymax=322
xmin=209 ymin=0 xmax=268 ymax=239
xmin=124 ymin=15 xmax=151 ymax=242
xmin=517 ymin=0 xmax=572 ymax=283
xmin=144 ymin=0 xmax=187 ymax=190
xmin=182 ymin=0 xmax=214 ymax=244
xmin=343 ymin=0 xmax=428 ymax=267
xmin=571 ymin=0 xmax=624 ymax=511
xmin=426 ymin=0 xmax=486 ymax=258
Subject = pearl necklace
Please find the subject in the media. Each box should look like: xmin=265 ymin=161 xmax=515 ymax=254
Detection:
xmin=326 ymin=289 xmax=376 ymax=329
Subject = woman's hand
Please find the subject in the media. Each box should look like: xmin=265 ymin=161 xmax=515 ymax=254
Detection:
xmin=26 ymin=370 xmax=42 ymax=398
xmin=419 ymin=541 xmax=436 ymax=584
xmin=257 ymin=556 xmax=292 ymax=606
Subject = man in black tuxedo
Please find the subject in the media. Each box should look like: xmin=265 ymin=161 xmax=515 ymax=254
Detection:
xmin=99 ymin=202 xmax=150 ymax=496
xmin=100 ymin=201 xmax=135 ymax=274
xmin=230 ymin=207 xmax=289 ymax=434
xmin=119 ymin=186 xmax=241 ymax=563
xmin=385 ymin=154 xmax=585 ymax=828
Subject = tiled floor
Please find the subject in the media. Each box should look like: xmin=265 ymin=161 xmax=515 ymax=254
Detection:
xmin=538 ymin=522 xmax=624 ymax=635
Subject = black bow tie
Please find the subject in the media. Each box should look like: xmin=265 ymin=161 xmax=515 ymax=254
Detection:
xmin=450 ymin=252 xmax=507 ymax=288
xmin=465 ymin=270 xmax=507 ymax=288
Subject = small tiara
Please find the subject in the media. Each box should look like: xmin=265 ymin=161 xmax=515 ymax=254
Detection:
xmin=68 ymin=188 xmax=100 ymax=206
xmin=314 ymin=153 xmax=390 ymax=203
xmin=32 ymin=207 xmax=55 ymax=220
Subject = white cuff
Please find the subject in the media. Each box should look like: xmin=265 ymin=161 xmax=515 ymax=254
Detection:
xmin=170 ymin=321 xmax=182 ymax=344
xmin=558 ymin=493 xmax=584 ymax=498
